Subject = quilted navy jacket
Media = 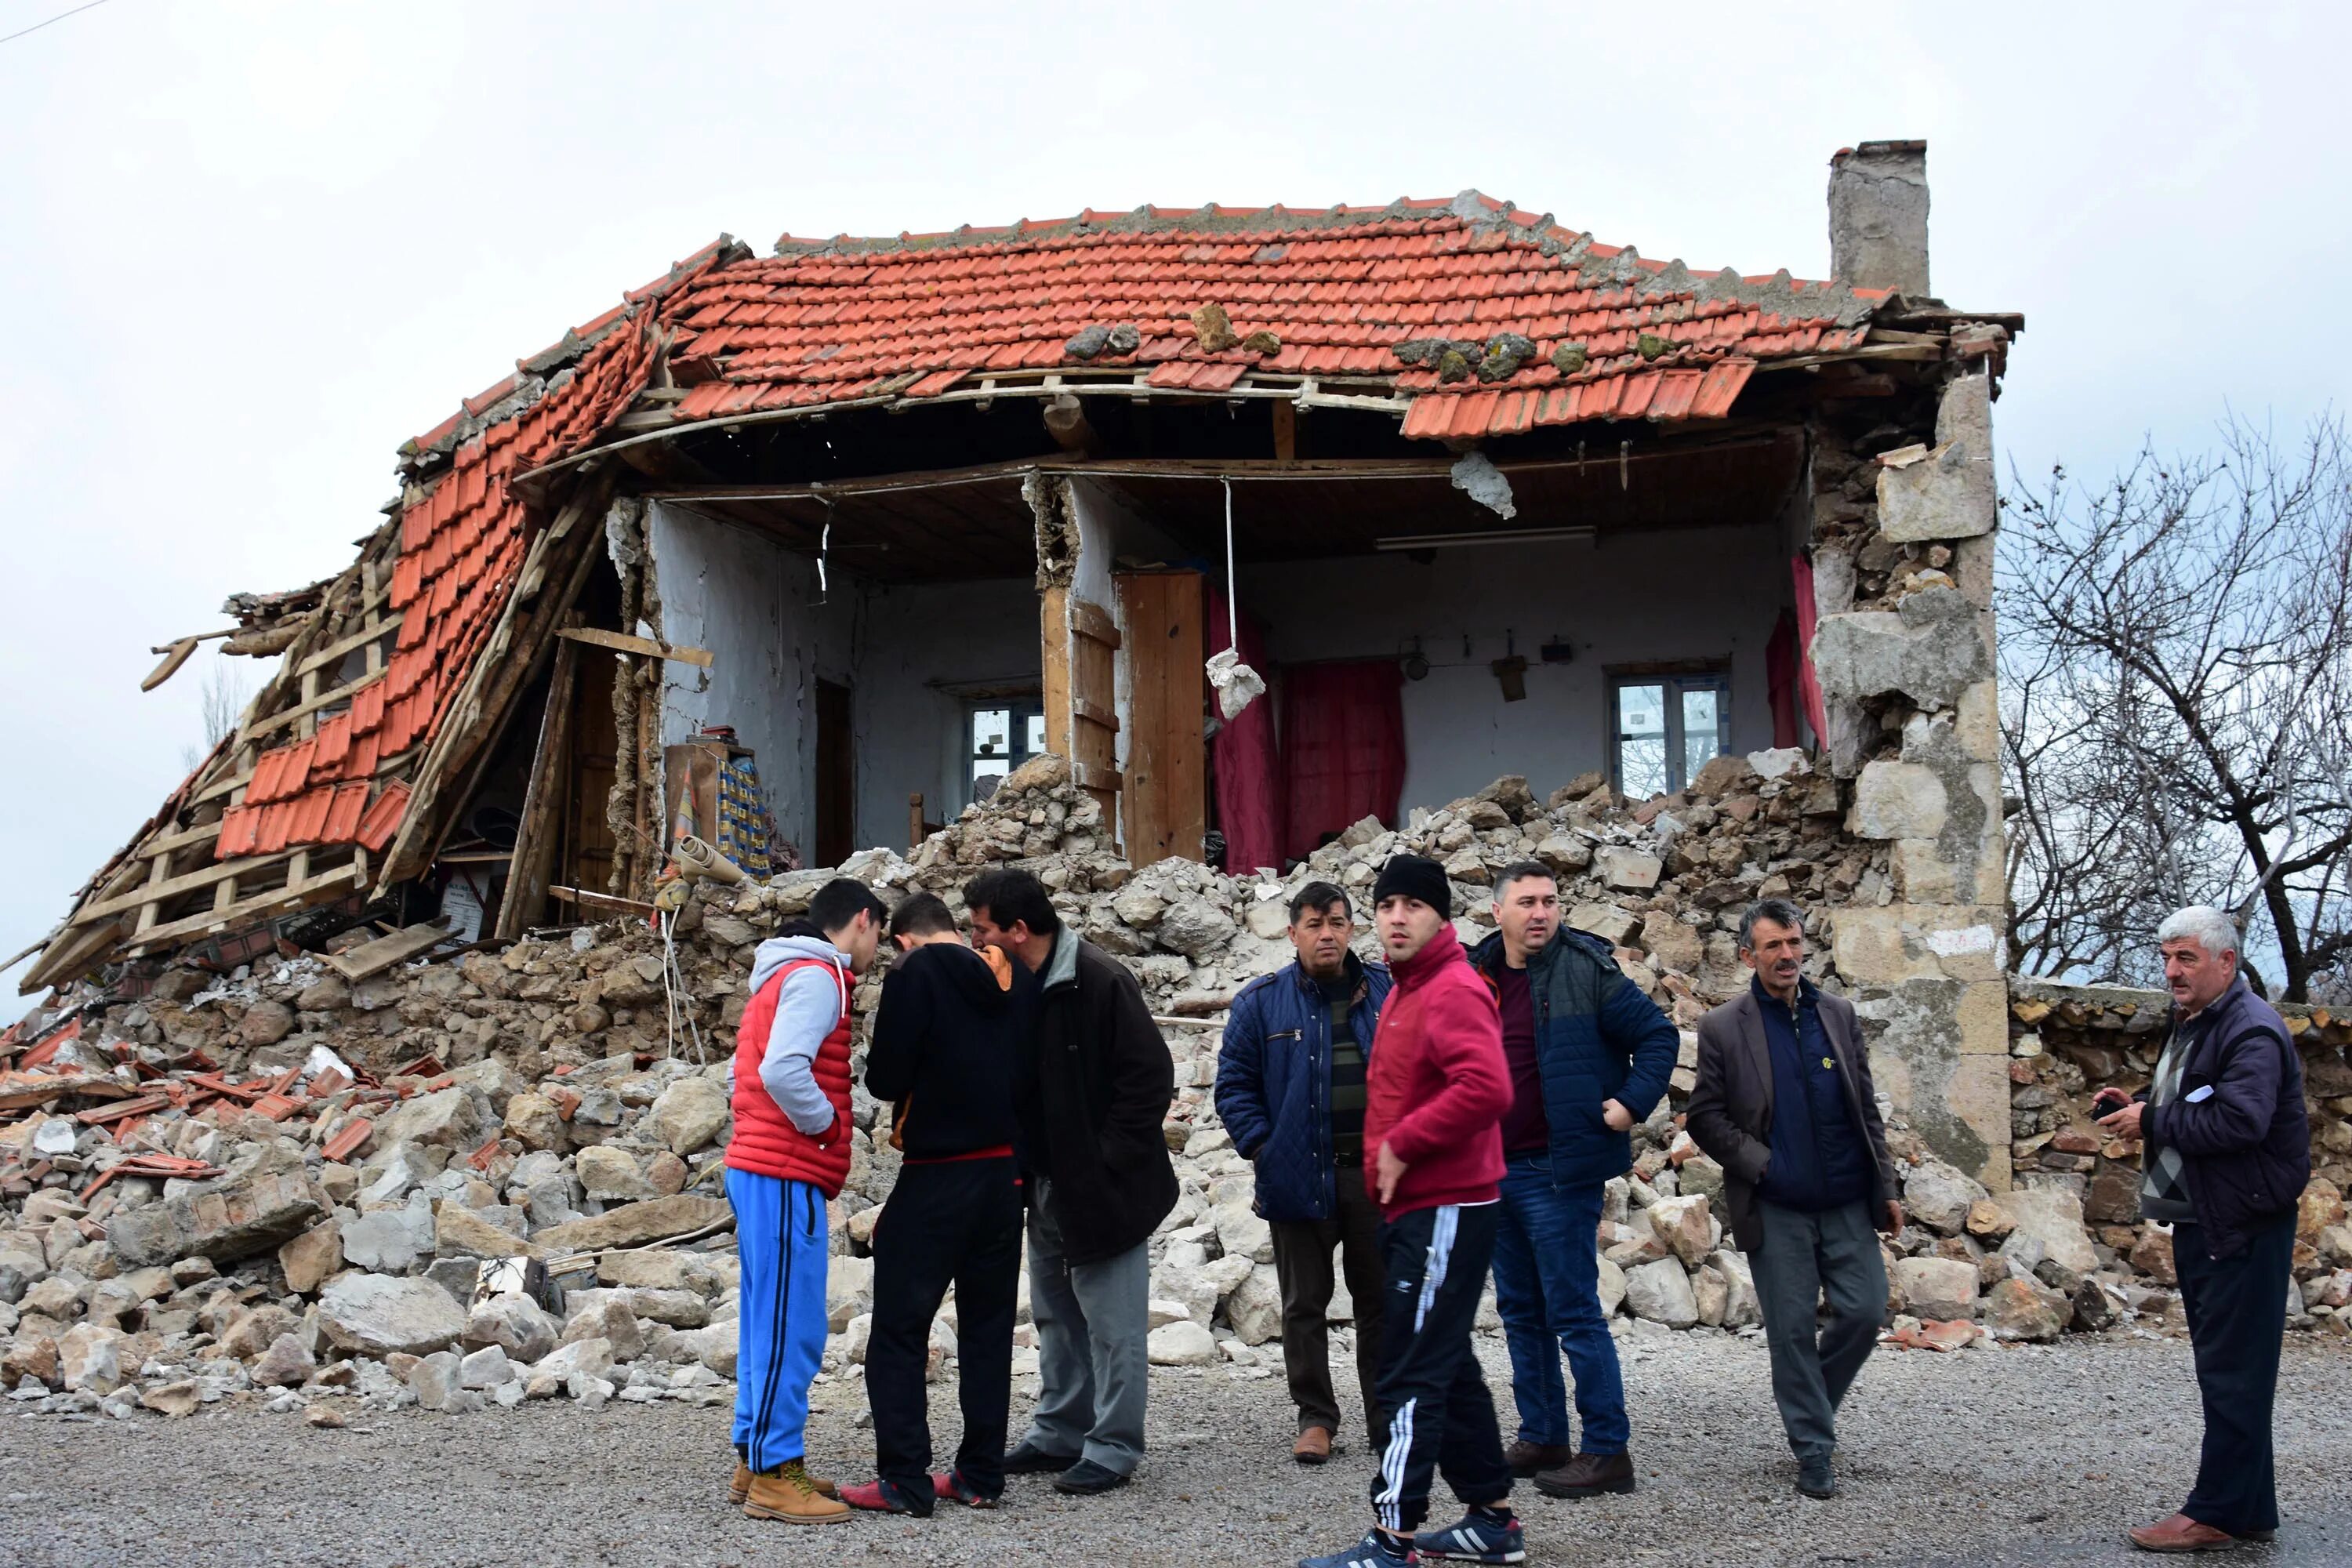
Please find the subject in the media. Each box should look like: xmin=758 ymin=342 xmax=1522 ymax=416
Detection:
xmin=1468 ymin=925 xmax=1679 ymax=1188
xmin=1214 ymin=951 xmax=1391 ymax=1223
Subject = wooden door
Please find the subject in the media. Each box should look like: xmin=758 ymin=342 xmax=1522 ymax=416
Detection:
xmin=1042 ymin=587 xmax=1123 ymax=837
xmin=563 ymin=652 xmax=619 ymax=895
xmin=815 ymin=678 xmax=853 ymax=866
xmin=1116 ymin=569 xmax=1207 ymax=864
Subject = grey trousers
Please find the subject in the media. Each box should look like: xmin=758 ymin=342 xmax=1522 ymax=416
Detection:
xmin=1021 ymin=1179 xmax=1150 ymax=1475
xmin=1746 ymin=1198 xmax=1886 ymax=1463
xmin=1268 ymin=1169 xmax=1387 ymax=1439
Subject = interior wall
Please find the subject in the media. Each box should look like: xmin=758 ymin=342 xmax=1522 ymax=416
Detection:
xmin=1235 ymin=521 xmax=1792 ymax=811
xmin=1067 ymin=477 xmax=1190 ymax=784
xmin=853 ymin=576 xmax=1042 ymax=849
xmin=645 ymin=500 xmax=856 ymax=862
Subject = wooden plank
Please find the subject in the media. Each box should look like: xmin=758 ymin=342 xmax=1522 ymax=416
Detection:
xmin=1040 ymin=585 xmax=1073 ymax=763
xmin=497 ymin=631 xmax=580 ymax=940
xmin=556 ymin=627 xmax=715 ymax=668
xmin=69 ymin=850 xmax=297 ymax=927
xmin=325 ymin=921 xmax=450 ymax=982
xmin=239 ymin=667 xmax=382 ymax=745
xmin=1073 ymin=762 xmax=1125 ymax=793
xmin=296 ymin=615 xmax=403 ymax=677
xmin=142 ymin=818 xmax=224 ymax=857
xmin=1070 ymin=597 xmax=1122 ymax=650
xmin=1072 ymin=696 xmax=1120 ymax=733
xmin=122 ymin=860 xmax=365 ymax=954
xmin=19 ymin=917 xmax=125 ymax=996
xmin=548 ymin=884 xmax=659 ymax=918
xmin=1115 ymin=571 xmax=1207 ymax=864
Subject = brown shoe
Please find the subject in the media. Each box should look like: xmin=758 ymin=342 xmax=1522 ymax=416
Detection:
xmin=2126 ymin=1513 xmax=2240 ymax=1552
xmin=743 ymin=1461 xmax=851 ymax=1525
xmin=733 ymin=1457 xmax=837 ymax=1503
xmin=1534 ymin=1450 xmax=1637 ymax=1499
xmin=1293 ymin=1427 xmax=1334 ymax=1465
xmin=1504 ymin=1439 xmax=1572 ymax=1478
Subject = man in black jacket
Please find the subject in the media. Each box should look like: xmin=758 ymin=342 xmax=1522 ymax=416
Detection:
xmin=968 ymin=867 xmax=1178 ymax=1497
xmin=1686 ymin=898 xmax=1900 ymax=1501
xmin=2096 ymin=906 xmax=2310 ymax=1554
xmin=838 ymin=893 xmax=1025 ymax=1518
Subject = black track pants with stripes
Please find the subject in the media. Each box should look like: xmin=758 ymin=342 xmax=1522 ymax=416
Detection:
xmin=1365 ymin=1201 xmax=1512 ymax=1533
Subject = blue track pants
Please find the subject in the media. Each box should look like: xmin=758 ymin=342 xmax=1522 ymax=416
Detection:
xmin=728 ymin=1168 xmax=830 ymax=1471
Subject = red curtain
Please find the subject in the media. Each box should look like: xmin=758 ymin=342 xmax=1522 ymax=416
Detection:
xmin=1282 ymin=660 xmax=1406 ymax=862
xmin=1766 ymin=608 xmax=1801 ymax=748
xmin=1790 ymin=553 xmax=1830 ymax=746
xmin=1205 ymin=586 xmax=1283 ymax=876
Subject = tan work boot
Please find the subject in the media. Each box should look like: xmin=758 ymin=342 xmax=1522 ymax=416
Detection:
xmin=743 ymin=1460 xmax=851 ymax=1524
xmin=732 ymin=1457 xmax=838 ymax=1504
xmin=1293 ymin=1426 xmax=1333 ymax=1465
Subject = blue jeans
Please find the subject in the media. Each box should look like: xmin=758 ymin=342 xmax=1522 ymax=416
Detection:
xmin=1490 ymin=1152 xmax=1628 ymax=1454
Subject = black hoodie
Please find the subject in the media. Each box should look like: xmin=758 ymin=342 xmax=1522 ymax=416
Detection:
xmin=865 ymin=940 xmax=1023 ymax=1160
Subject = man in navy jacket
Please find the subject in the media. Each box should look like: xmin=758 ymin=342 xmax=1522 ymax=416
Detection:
xmin=2097 ymin=906 xmax=2310 ymax=1554
xmin=1216 ymin=881 xmax=1392 ymax=1465
xmin=1468 ymin=861 xmax=1679 ymax=1501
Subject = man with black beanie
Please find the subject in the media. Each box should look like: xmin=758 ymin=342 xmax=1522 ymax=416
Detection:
xmin=838 ymin=893 xmax=1025 ymax=1517
xmin=1303 ymin=855 xmax=1521 ymax=1568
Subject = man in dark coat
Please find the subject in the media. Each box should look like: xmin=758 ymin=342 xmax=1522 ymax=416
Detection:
xmin=1686 ymin=898 xmax=1900 ymax=1501
xmin=1215 ymin=880 xmax=1392 ymax=1464
xmin=2096 ymin=906 xmax=2310 ymax=1554
xmin=967 ymin=867 xmax=1177 ymax=1497
xmin=1466 ymin=861 xmax=1678 ymax=1499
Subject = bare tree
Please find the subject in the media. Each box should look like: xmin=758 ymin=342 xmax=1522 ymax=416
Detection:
xmin=180 ymin=654 xmax=254 ymax=775
xmin=2001 ymin=415 xmax=2352 ymax=1000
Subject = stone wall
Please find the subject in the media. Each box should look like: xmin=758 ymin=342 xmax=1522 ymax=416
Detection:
xmin=1806 ymin=365 xmax=2012 ymax=1186
xmin=2007 ymin=975 xmax=2352 ymax=1332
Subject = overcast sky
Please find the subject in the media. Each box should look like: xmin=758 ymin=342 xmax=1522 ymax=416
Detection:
xmin=2 ymin=2 xmax=2345 ymax=1001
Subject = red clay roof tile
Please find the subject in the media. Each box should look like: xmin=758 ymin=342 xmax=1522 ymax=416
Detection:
xmin=355 ymin=781 xmax=410 ymax=853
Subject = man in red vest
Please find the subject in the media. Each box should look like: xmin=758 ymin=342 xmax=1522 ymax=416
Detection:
xmin=726 ymin=877 xmax=884 ymax=1526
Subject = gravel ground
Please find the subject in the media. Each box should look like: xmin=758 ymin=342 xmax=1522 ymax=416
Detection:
xmin=4 ymin=1327 xmax=2347 ymax=1568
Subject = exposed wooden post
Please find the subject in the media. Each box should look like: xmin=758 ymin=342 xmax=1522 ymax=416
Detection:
xmin=495 ymin=620 xmax=581 ymax=940
xmin=908 ymin=793 xmax=925 ymax=851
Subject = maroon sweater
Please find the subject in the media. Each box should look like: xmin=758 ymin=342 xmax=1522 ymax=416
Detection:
xmin=1362 ymin=926 xmax=1511 ymax=1217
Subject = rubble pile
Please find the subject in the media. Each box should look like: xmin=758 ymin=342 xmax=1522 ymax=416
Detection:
xmin=2005 ymin=979 xmax=2352 ymax=1338
xmin=2 ymin=750 xmax=2338 ymax=1425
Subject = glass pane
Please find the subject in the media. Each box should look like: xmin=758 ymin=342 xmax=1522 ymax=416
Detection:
xmin=1621 ymin=737 xmax=1668 ymax=800
xmin=972 ymin=708 xmax=1011 ymax=758
xmin=971 ymin=761 xmax=1006 ymax=801
xmin=1025 ymin=713 xmax=1047 ymax=756
xmin=1682 ymin=684 xmax=1722 ymax=786
xmin=1617 ymin=682 xmax=1668 ymax=798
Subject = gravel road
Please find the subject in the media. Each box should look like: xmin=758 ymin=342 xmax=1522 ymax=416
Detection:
xmin=5 ymin=1327 xmax=2347 ymax=1568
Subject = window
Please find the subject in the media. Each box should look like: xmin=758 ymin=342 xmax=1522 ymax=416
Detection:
xmin=968 ymin=699 xmax=1047 ymax=804
xmin=1612 ymin=671 xmax=1730 ymax=797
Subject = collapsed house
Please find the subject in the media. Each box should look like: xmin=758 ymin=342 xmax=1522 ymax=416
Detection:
xmin=20 ymin=140 xmax=2022 ymax=1191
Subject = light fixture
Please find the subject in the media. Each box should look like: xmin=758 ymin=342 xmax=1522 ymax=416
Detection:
xmin=1374 ymin=526 xmax=1595 ymax=551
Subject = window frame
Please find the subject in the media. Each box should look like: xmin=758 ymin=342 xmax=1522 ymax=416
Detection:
xmin=1608 ymin=665 xmax=1732 ymax=797
xmin=964 ymin=694 xmax=1047 ymax=807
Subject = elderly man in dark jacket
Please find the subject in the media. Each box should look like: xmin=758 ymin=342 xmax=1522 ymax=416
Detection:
xmin=2096 ymin=906 xmax=2310 ymax=1554
xmin=1686 ymin=898 xmax=1900 ymax=1501
xmin=967 ymin=867 xmax=1178 ymax=1497
xmin=1467 ymin=861 xmax=1679 ymax=1501
xmin=1216 ymin=880 xmax=1392 ymax=1465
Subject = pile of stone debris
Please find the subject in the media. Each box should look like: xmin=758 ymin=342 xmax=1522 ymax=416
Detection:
xmin=0 ymin=749 xmax=2330 ymax=1427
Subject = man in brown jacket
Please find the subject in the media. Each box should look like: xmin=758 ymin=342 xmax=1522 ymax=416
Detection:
xmin=1686 ymin=898 xmax=1900 ymax=1501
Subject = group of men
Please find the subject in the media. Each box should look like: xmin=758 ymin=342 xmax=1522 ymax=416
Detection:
xmin=715 ymin=856 xmax=2313 ymax=1561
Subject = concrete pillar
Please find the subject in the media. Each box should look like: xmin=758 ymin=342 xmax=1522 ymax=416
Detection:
xmin=1829 ymin=140 xmax=1929 ymax=299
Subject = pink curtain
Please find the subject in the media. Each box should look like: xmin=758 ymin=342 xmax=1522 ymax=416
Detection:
xmin=1790 ymin=554 xmax=1830 ymax=746
xmin=1766 ymin=608 xmax=1801 ymax=749
xmin=1281 ymin=661 xmax=1406 ymax=862
xmin=1205 ymin=586 xmax=1283 ymax=876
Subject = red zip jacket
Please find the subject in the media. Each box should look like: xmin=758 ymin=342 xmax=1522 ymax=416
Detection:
xmin=1362 ymin=924 xmax=1511 ymax=1217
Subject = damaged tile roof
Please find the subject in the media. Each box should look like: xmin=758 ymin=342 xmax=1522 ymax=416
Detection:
xmin=652 ymin=191 xmax=1889 ymax=440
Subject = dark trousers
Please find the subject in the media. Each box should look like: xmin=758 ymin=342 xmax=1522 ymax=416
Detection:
xmin=1490 ymin=1152 xmax=1628 ymax=1454
xmin=2175 ymin=1211 xmax=2295 ymax=1537
xmin=1269 ymin=1167 xmax=1388 ymax=1439
xmin=866 ymin=1156 xmax=1022 ymax=1501
xmin=1747 ymin=1198 xmax=1886 ymax=1463
xmin=1366 ymin=1202 xmax=1510 ymax=1534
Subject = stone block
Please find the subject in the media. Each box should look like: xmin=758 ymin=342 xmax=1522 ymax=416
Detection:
xmin=1876 ymin=374 xmax=1997 ymax=543
xmin=1595 ymin=848 xmax=1662 ymax=891
xmin=648 ymin=1077 xmax=731 ymax=1156
xmin=1831 ymin=906 xmax=2003 ymax=985
xmin=1849 ymin=761 xmax=1947 ymax=840
xmin=1811 ymin=587 xmax=1992 ymax=713
xmin=529 ymin=1195 xmax=731 ymax=1254
xmin=1146 ymin=1319 xmax=1216 ymax=1366
xmin=108 ymin=1167 xmax=327 ymax=1269
xmin=318 ymin=1274 xmax=468 ymax=1358
xmin=277 ymin=1223 xmax=343 ymax=1294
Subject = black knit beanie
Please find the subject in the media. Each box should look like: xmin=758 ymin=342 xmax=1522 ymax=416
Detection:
xmin=1372 ymin=854 xmax=1450 ymax=917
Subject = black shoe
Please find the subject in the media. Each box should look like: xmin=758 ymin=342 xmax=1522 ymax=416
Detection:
xmin=1001 ymin=1440 xmax=1080 ymax=1475
xmin=1051 ymin=1458 xmax=1131 ymax=1495
xmin=1797 ymin=1457 xmax=1837 ymax=1499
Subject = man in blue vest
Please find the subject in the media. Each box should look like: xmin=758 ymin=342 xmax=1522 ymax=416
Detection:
xmin=1468 ymin=861 xmax=1678 ymax=1501
xmin=1216 ymin=880 xmax=1392 ymax=1465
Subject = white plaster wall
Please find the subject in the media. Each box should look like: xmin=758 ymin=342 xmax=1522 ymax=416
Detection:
xmin=1235 ymin=521 xmax=1792 ymax=810
xmin=647 ymin=500 xmax=856 ymax=860
xmin=1067 ymin=477 xmax=1189 ymax=782
xmin=852 ymin=577 xmax=1041 ymax=848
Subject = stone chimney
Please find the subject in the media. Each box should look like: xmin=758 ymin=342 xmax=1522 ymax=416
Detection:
xmin=1828 ymin=140 xmax=1929 ymax=299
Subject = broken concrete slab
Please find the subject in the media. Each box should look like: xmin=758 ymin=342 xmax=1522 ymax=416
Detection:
xmin=107 ymin=1167 xmax=327 ymax=1269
